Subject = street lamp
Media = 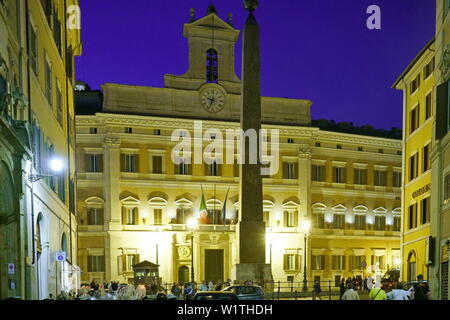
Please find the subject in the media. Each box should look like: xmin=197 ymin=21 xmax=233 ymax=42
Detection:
xmin=187 ymin=218 xmax=198 ymax=283
xmin=301 ymin=219 xmax=311 ymax=292
xmin=29 ymin=157 xmax=65 ymax=182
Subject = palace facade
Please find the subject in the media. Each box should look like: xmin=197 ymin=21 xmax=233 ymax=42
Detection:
xmin=75 ymin=7 xmax=402 ymax=288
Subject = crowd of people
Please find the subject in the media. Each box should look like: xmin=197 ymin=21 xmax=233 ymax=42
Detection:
xmin=340 ymin=274 xmax=430 ymax=300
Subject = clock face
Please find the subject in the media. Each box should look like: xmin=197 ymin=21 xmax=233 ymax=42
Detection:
xmin=200 ymin=88 xmax=226 ymax=113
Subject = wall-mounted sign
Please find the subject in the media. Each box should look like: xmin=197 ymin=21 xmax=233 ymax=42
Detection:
xmin=55 ymin=252 xmax=66 ymax=262
xmin=7 ymin=263 xmax=14 ymax=275
xmin=412 ymin=183 xmax=431 ymax=199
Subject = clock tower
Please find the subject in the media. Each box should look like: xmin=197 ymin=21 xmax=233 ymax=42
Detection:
xmin=164 ymin=5 xmax=241 ymax=95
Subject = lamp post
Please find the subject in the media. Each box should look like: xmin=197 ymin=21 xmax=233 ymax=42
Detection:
xmin=187 ymin=218 xmax=198 ymax=283
xmin=301 ymin=219 xmax=311 ymax=292
xmin=29 ymin=157 xmax=65 ymax=182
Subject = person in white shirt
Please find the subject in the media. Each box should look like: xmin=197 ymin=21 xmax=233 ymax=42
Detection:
xmin=341 ymin=284 xmax=360 ymax=300
xmin=367 ymin=275 xmax=374 ymax=291
xmin=199 ymin=280 xmax=208 ymax=291
xmin=387 ymin=282 xmax=412 ymax=300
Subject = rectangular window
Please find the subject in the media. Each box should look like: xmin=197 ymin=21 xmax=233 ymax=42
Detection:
xmin=90 ymin=128 xmax=98 ymax=134
xmin=153 ymin=209 xmax=163 ymax=225
xmin=352 ymin=256 xmax=364 ymax=270
xmin=206 ymin=161 xmax=221 ymax=176
xmin=152 ymin=155 xmax=163 ymax=174
xmin=287 ymin=138 xmax=294 ymax=144
xmin=424 ymin=58 xmax=435 ymax=80
xmin=283 ymin=162 xmax=298 ymax=179
xmin=353 ymin=168 xmax=367 ymax=185
xmin=393 ymin=171 xmax=402 ymax=188
xmin=333 ymin=167 xmax=346 ymax=183
xmin=56 ymin=87 xmax=63 ymax=126
xmin=393 ymin=216 xmax=401 ymax=231
xmin=311 ymin=255 xmax=325 ymax=270
xmin=283 ymin=211 xmax=298 ymax=228
xmin=153 ymin=129 xmax=161 ymax=135
xmin=375 ymin=216 xmax=386 ymax=231
xmin=86 ymin=154 xmax=103 ymax=173
xmin=355 ymin=215 xmax=366 ymax=230
xmin=410 ymin=73 xmax=421 ymax=94
xmin=53 ymin=9 xmax=62 ymax=53
xmin=45 ymin=60 xmax=53 ymax=105
xmin=421 ymin=197 xmax=430 ymax=225
xmin=87 ymin=256 xmax=105 ymax=272
xmin=122 ymin=207 xmax=139 ymax=225
xmin=121 ymin=154 xmax=139 ymax=173
xmin=125 ymin=254 xmax=139 ymax=271
xmin=423 ymin=144 xmax=431 ymax=173
xmin=374 ymin=170 xmax=387 ymax=187
xmin=332 ymin=255 xmax=345 ymax=270
xmin=314 ymin=212 xmax=325 ymax=229
xmin=333 ymin=214 xmax=345 ymax=229
xmin=337 ymin=144 xmax=342 ymax=149
xmin=87 ymin=208 xmax=104 ymax=225
xmin=425 ymin=93 xmax=432 ymax=120
xmin=312 ymin=165 xmax=326 ymax=182
xmin=409 ymin=203 xmax=418 ymax=230
xmin=29 ymin=26 xmax=38 ymax=75
xmin=409 ymin=153 xmax=419 ymax=181
xmin=410 ymin=105 xmax=420 ymax=133
xmin=125 ymin=127 xmax=133 ymax=134
xmin=374 ymin=256 xmax=386 ymax=270
xmin=283 ymin=254 xmax=300 ymax=271
xmin=445 ymin=174 xmax=450 ymax=203
xmin=176 ymin=161 xmax=192 ymax=175
xmin=315 ymin=142 xmax=321 ymax=147
xmin=358 ymin=146 xmax=363 ymax=152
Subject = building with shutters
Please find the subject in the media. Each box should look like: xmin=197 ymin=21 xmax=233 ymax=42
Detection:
xmin=428 ymin=0 xmax=450 ymax=301
xmin=0 ymin=0 xmax=81 ymax=299
xmin=75 ymin=5 xmax=402 ymax=288
xmin=393 ymin=39 xmax=435 ymax=285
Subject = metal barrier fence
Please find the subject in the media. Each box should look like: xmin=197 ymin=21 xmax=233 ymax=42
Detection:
xmin=267 ymin=280 xmax=341 ymax=300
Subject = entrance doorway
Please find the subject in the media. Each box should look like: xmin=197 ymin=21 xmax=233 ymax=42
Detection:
xmin=178 ymin=265 xmax=189 ymax=284
xmin=205 ymin=249 xmax=224 ymax=283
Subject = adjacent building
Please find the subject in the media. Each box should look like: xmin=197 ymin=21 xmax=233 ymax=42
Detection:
xmin=75 ymin=7 xmax=402 ymax=288
xmin=0 ymin=0 xmax=81 ymax=299
xmin=393 ymin=39 xmax=435 ymax=284
xmin=429 ymin=0 xmax=450 ymax=301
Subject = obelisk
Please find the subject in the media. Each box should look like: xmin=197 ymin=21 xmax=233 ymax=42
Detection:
xmin=233 ymin=0 xmax=273 ymax=285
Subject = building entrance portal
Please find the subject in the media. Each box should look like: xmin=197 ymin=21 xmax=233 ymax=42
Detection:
xmin=205 ymin=249 xmax=224 ymax=283
xmin=178 ymin=265 xmax=189 ymax=284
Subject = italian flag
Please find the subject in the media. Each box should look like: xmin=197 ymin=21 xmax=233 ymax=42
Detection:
xmin=199 ymin=193 xmax=208 ymax=223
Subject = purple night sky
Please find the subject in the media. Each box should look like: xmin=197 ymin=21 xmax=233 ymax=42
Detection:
xmin=75 ymin=0 xmax=435 ymax=130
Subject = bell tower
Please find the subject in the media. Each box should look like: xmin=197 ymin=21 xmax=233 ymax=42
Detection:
xmin=164 ymin=4 xmax=241 ymax=94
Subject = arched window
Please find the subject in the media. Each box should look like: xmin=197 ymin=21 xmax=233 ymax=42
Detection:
xmin=206 ymin=49 xmax=218 ymax=83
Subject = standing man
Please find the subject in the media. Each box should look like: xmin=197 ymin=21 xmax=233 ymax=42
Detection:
xmin=413 ymin=275 xmax=430 ymax=300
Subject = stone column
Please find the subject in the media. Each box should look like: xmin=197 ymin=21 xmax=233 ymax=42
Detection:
xmin=233 ymin=1 xmax=273 ymax=285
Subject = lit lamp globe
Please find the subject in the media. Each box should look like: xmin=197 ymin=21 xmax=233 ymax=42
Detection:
xmin=187 ymin=218 xmax=198 ymax=230
xmin=49 ymin=158 xmax=64 ymax=173
xmin=301 ymin=220 xmax=311 ymax=233
xmin=243 ymin=0 xmax=258 ymax=11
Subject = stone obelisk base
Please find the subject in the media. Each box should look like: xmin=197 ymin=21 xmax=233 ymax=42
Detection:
xmin=232 ymin=264 xmax=273 ymax=293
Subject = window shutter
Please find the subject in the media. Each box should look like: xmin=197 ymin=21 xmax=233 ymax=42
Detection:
xmin=293 ymin=211 xmax=298 ymax=227
xmin=122 ymin=207 xmax=127 ymax=225
xmin=133 ymin=207 xmax=139 ymax=225
xmin=312 ymin=166 xmax=317 ymax=181
xmin=371 ymin=255 xmax=374 ymax=268
xmin=87 ymin=256 xmax=93 ymax=272
xmin=283 ymin=162 xmax=288 ymax=179
xmin=297 ymin=255 xmax=301 ymax=271
xmin=436 ymin=81 xmax=449 ymax=140
xmin=135 ymin=155 xmax=140 ymax=172
xmin=283 ymin=254 xmax=288 ymax=270
xmin=99 ymin=155 xmax=104 ymax=172
xmin=294 ymin=163 xmax=299 ymax=179
xmin=120 ymin=154 xmax=125 ymax=172
xmin=283 ymin=211 xmax=289 ymax=227
xmin=98 ymin=209 xmax=104 ymax=225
